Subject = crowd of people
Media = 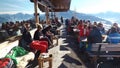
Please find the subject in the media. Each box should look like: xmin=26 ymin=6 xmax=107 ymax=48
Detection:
xmin=0 ymin=20 xmax=36 ymax=41
xmin=1 ymin=15 xmax=120 ymax=57
xmin=17 ymin=17 xmax=62 ymax=58
xmin=65 ymin=16 xmax=120 ymax=52
xmin=1 ymin=15 xmax=120 ymax=68
xmin=0 ymin=16 xmax=63 ymax=59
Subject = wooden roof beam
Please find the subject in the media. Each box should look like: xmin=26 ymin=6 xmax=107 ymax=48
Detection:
xmin=37 ymin=0 xmax=54 ymax=9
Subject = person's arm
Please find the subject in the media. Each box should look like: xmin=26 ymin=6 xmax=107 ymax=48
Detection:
xmin=46 ymin=31 xmax=54 ymax=36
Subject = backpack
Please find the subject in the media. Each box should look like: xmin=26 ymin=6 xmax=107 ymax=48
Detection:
xmin=0 ymin=58 xmax=15 ymax=68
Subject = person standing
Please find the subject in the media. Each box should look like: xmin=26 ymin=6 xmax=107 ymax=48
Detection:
xmin=61 ymin=16 xmax=63 ymax=23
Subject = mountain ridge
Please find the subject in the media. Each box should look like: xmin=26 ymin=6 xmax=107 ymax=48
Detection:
xmin=0 ymin=13 xmax=33 ymax=23
xmin=0 ymin=10 xmax=112 ymax=25
xmin=55 ymin=10 xmax=112 ymax=24
xmin=91 ymin=11 xmax=120 ymax=23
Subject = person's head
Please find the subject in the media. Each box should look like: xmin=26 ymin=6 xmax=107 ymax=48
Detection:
xmin=46 ymin=25 xmax=52 ymax=30
xmin=93 ymin=21 xmax=97 ymax=26
xmin=92 ymin=25 xmax=97 ymax=29
xmin=98 ymin=22 xmax=103 ymax=27
xmin=113 ymin=23 xmax=118 ymax=27
xmin=110 ymin=26 xmax=117 ymax=33
xmin=84 ymin=24 xmax=88 ymax=28
xmin=78 ymin=20 xmax=83 ymax=25
xmin=37 ymin=24 xmax=42 ymax=31
xmin=24 ymin=23 xmax=30 ymax=31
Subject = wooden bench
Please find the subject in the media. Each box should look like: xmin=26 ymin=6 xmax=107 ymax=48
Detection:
xmin=92 ymin=43 xmax=120 ymax=52
xmin=88 ymin=43 xmax=120 ymax=63
xmin=6 ymin=35 xmax=21 ymax=42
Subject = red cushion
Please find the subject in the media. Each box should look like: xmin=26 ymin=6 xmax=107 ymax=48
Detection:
xmin=30 ymin=40 xmax=48 ymax=53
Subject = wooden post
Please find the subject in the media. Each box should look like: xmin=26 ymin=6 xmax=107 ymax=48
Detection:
xmin=45 ymin=7 xmax=50 ymax=25
xmin=34 ymin=0 xmax=39 ymax=25
xmin=53 ymin=12 xmax=56 ymax=19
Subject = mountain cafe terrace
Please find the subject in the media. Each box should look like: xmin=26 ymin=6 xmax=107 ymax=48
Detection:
xmin=1 ymin=0 xmax=120 ymax=68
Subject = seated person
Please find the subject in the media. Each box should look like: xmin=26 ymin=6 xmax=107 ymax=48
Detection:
xmin=97 ymin=23 xmax=105 ymax=34
xmin=33 ymin=24 xmax=50 ymax=58
xmin=107 ymin=26 xmax=120 ymax=44
xmin=33 ymin=24 xmax=43 ymax=40
xmin=42 ymin=25 xmax=54 ymax=46
xmin=22 ymin=23 xmax=32 ymax=45
xmin=87 ymin=25 xmax=102 ymax=51
xmin=19 ymin=23 xmax=32 ymax=51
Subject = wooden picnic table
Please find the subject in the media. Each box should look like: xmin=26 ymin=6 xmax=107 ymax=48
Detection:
xmin=86 ymin=43 xmax=120 ymax=67
xmin=81 ymin=35 xmax=108 ymax=42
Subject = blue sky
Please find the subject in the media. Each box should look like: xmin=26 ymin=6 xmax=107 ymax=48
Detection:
xmin=0 ymin=0 xmax=120 ymax=14
xmin=71 ymin=0 xmax=120 ymax=14
xmin=0 ymin=0 xmax=34 ymax=14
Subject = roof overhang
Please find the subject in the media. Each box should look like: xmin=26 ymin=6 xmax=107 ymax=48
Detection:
xmin=31 ymin=0 xmax=71 ymax=12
